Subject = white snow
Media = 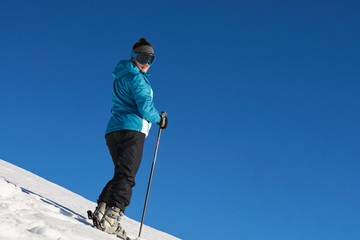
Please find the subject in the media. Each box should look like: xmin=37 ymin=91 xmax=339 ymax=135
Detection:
xmin=0 ymin=159 xmax=180 ymax=240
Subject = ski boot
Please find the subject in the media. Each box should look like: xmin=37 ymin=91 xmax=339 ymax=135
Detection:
xmin=101 ymin=206 xmax=130 ymax=240
xmin=87 ymin=202 xmax=106 ymax=230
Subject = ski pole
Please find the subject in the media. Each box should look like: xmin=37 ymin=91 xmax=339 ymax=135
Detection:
xmin=138 ymin=112 xmax=166 ymax=239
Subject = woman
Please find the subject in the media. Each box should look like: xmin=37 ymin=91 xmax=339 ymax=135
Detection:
xmin=91 ymin=38 xmax=167 ymax=240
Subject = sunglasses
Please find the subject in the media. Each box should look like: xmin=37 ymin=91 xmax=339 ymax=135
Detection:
xmin=131 ymin=52 xmax=156 ymax=65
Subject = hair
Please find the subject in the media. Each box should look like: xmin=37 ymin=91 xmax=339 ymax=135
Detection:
xmin=132 ymin=37 xmax=152 ymax=50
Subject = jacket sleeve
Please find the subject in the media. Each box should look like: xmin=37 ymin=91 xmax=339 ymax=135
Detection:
xmin=130 ymin=76 xmax=161 ymax=124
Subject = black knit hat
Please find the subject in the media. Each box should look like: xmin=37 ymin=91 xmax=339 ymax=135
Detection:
xmin=132 ymin=38 xmax=154 ymax=54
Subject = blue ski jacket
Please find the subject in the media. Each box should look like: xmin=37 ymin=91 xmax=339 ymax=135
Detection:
xmin=105 ymin=60 xmax=161 ymax=137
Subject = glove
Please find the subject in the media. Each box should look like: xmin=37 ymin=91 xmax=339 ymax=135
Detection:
xmin=157 ymin=113 xmax=168 ymax=129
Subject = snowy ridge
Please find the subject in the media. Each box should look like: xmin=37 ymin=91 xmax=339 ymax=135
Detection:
xmin=0 ymin=159 xmax=180 ymax=240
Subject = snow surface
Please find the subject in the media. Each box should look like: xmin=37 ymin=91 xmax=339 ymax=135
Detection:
xmin=0 ymin=159 xmax=180 ymax=240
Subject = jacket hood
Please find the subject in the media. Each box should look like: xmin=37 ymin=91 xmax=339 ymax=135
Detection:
xmin=112 ymin=59 xmax=150 ymax=79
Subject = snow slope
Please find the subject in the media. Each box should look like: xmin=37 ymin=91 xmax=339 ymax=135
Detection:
xmin=0 ymin=159 xmax=180 ymax=240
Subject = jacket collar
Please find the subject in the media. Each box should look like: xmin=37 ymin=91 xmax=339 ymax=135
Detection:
xmin=129 ymin=60 xmax=151 ymax=77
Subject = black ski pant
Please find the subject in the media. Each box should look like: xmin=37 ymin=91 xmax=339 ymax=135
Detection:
xmin=98 ymin=130 xmax=145 ymax=212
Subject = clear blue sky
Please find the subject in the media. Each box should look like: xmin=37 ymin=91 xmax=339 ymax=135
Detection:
xmin=1 ymin=1 xmax=359 ymax=239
